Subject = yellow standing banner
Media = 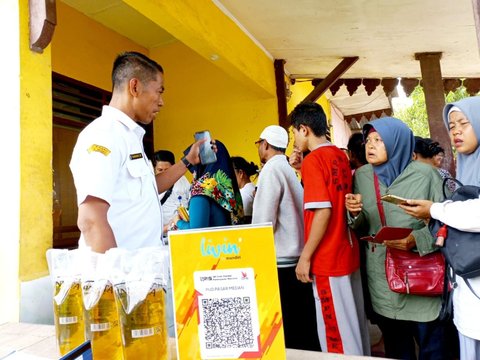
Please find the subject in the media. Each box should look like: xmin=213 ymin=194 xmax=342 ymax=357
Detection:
xmin=169 ymin=224 xmax=286 ymax=360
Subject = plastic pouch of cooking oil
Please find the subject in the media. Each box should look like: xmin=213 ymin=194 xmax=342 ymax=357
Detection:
xmin=115 ymin=281 xmax=167 ymax=360
xmin=106 ymin=247 xmax=170 ymax=360
xmin=47 ymin=249 xmax=86 ymax=356
xmin=81 ymin=251 xmax=123 ymax=360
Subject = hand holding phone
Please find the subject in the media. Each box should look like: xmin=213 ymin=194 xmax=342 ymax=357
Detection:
xmin=194 ymin=130 xmax=217 ymax=165
xmin=381 ymin=194 xmax=408 ymax=205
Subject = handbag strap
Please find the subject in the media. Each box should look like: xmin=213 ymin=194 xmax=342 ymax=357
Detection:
xmin=373 ymin=173 xmax=387 ymax=227
xmin=160 ymin=186 xmax=174 ymax=205
xmin=442 ymin=177 xmax=463 ymax=199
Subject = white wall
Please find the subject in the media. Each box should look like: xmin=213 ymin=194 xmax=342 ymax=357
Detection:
xmin=0 ymin=0 xmax=21 ymax=322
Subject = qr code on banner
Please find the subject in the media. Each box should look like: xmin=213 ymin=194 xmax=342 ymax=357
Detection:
xmin=200 ymin=296 xmax=255 ymax=349
xmin=194 ymin=268 xmax=260 ymax=358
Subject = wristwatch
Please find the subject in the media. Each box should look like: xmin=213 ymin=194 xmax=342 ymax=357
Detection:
xmin=181 ymin=156 xmax=194 ymax=171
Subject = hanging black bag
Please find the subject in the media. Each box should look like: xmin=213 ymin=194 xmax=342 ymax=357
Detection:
xmin=429 ymin=178 xmax=480 ymax=299
xmin=437 ymin=264 xmax=454 ymax=322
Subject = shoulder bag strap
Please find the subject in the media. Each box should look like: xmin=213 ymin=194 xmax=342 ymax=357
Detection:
xmin=160 ymin=186 xmax=174 ymax=205
xmin=373 ymin=173 xmax=386 ymax=227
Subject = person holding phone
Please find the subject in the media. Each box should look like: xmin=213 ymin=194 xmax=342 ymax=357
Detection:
xmin=70 ymin=51 xmax=205 ymax=253
xmin=401 ymin=97 xmax=480 ymax=360
xmin=345 ymin=117 xmax=450 ymax=359
xmin=173 ymin=140 xmax=244 ymax=229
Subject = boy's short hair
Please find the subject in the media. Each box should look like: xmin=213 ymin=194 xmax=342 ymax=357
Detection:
xmin=290 ymin=102 xmax=328 ymax=137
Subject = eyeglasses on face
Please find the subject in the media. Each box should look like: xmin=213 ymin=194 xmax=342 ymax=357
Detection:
xmin=255 ymin=139 xmax=265 ymax=147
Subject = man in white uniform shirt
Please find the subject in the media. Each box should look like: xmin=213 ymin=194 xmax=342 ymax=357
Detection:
xmin=70 ymin=51 xmax=202 ymax=253
xmin=252 ymin=125 xmax=320 ymax=351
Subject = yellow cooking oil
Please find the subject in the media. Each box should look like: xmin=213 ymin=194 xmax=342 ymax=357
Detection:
xmin=84 ymin=282 xmax=123 ymax=360
xmin=115 ymin=283 xmax=168 ymax=360
xmin=53 ymin=280 xmax=86 ymax=355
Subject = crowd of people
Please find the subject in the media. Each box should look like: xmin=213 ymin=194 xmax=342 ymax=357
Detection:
xmin=69 ymin=51 xmax=480 ymax=359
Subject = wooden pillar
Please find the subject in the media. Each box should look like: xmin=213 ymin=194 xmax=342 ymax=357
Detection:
xmin=415 ymin=52 xmax=455 ymax=176
xmin=274 ymin=59 xmax=288 ymax=129
xmin=472 ymin=0 xmax=480 ymax=53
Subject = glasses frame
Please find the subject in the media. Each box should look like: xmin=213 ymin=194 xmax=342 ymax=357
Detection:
xmin=255 ymin=139 xmax=265 ymax=148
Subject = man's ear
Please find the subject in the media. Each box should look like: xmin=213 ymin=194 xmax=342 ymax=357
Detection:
xmin=128 ymin=78 xmax=140 ymax=97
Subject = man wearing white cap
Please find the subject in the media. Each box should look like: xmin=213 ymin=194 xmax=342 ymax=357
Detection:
xmin=252 ymin=125 xmax=321 ymax=351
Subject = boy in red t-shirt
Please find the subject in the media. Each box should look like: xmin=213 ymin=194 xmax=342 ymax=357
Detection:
xmin=290 ymin=102 xmax=369 ymax=355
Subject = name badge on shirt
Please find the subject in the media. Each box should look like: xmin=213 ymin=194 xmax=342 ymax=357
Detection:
xmin=130 ymin=153 xmax=143 ymax=160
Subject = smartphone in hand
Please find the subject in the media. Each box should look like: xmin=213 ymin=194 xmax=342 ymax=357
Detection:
xmin=194 ymin=130 xmax=217 ymax=165
xmin=381 ymin=194 xmax=408 ymax=205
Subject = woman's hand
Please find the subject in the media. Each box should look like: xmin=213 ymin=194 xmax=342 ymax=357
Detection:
xmin=345 ymin=193 xmax=363 ymax=217
xmin=399 ymin=199 xmax=433 ymax=220
xmin=383 ymin=233 xmax=416 ymax=251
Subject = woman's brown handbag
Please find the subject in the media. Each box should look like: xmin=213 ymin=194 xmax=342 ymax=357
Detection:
xmin=385 ymin=248 xmax=445 ymax=296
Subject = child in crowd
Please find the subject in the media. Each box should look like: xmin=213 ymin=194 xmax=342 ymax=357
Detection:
xmin=290 ymin=102 xmax=370 ymax=355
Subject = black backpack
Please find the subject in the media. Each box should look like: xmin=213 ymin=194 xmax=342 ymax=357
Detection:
xmin=429 ymin=179 xmax=480 ymax=298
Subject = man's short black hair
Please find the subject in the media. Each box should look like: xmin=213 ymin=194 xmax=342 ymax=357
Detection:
xmin=112 ymin=51 xmax=164 ymax=90
xmin=153 ymin=150 xmax=175 ymax=166
xmin=290 ymin=101 xmax=328 ymax=137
